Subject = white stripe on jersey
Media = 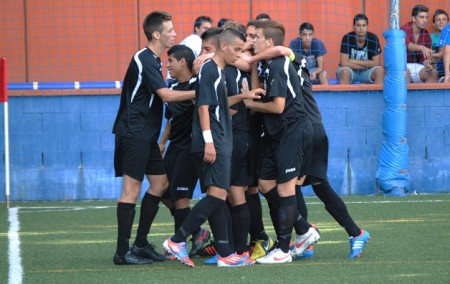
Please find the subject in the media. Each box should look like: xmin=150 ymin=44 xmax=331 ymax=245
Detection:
xmin=214 ymin=65 xmax=222 ymax=122
xmin=235 ymin=69 xmax=241 ymax=94
xmin=130 ymin=48 xmax=147 ymax=103
xmin=284 ymin=57 xmax=296 ymax=98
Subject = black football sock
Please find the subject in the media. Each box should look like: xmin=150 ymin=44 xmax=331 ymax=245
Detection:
xmin=295 ymin=185 xmax=308 ymax=221
xmin=209 ymin=203 xmax=235 ymax=257
xmin=294 ymin=211 xmax=311 ymax=235
xmin=246 ymin=192 xmax=268 ymax=242
xmin=135 ymin=192 xmax=160 ymax=247
xmin=173 ymin=207 xmax=190 ymax=233
xmin=277 ymin=195 xmax=298 ymax=253
xmin=263 ymin=187 xmax=279 ymax=237
xmin=116 ymin=202 xmax=136 ymax=256
xmin=231 ymin=203 xmax=250 ymax=254
xmin=313 ymin=181 xmax=361 ymax=237
xmin=172 ymin=195 xmax=223 ymax=243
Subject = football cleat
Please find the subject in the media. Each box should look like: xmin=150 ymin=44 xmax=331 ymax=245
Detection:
xmin=131 ymin=243 xmax=166 ymax=261
xmin=250 ymin=237 xmax=274 ymax=259
xmin=189 ymin=228 xmax=211 ymax=257
xmin=348 ymin=230 xmax=370 ymax=259
xmin=217 ymin=252 xmax=255 ymax=267
xmin=163 ymin=237 xmax=195 ymax=267
xmin=113 ymin=250 xmax=153 ymax=265
xmin=290 ymin=226 xmax=320 ymax=257
xmin=255 ymin=248 xmax=292 ymax=264
xmin=203 ymin=254 xmax=219 ymax=265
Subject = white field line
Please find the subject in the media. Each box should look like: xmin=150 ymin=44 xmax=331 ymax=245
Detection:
xmin=14 ymin=198 xmax=450 ymax=213
xmin=8 ymin=207 xmax=23 ymax=284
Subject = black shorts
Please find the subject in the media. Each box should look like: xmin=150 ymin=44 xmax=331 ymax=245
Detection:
xmin=193 ymin=152 xmax=231 ymax=193
xmin=163 ymin=144 xmax=198 ymax=201
xmin=304 ymin=123 xmax=329 ymax=185
xmin=230 ymin=130 xmax=255 ymax=186
xmin=114 ymin=135 xmax=166 ymax=182
xmin=259 ymin=119 xmax=313 ymax=184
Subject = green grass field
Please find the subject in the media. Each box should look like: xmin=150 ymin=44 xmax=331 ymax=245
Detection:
xmin=1 ymin=194 xmax=450 ymax=284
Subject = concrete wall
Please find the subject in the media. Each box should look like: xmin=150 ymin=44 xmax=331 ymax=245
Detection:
xmin=1 ymin=88 xmax=449 ymax=201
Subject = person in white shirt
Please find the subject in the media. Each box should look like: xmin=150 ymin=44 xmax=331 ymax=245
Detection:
xmin=180 ymin=15 xmax=213 ymax=57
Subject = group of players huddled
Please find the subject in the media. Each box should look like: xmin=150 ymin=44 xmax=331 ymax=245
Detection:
xmin=112 ymin=11 xmax=370 ymax=268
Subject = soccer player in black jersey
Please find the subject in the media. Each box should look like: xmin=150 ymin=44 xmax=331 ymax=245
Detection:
xmin=163 ymin=28 xmax=260 ymax=268
xmin=158 ymin=45 xmax=211 ymax=257
xmin=112 ymin=11 xmax=195 ymax=265
xmin=246 ymin=42 xmax=370 ymax=260
xmin=243 ymin=20 xmax=317 ymax=264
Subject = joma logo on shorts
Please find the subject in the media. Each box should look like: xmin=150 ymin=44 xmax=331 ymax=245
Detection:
xmin=176 ymin=187 xmax=189 ymax=191
xmin=285 ymin=167 xmax=296 ymax=173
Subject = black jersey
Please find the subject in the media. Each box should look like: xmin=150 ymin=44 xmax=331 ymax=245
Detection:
xmin=257 ymin=56 xmax=307 ymax=139
xmin=291 ymin=52 xmax=323 ymax=125
xmin=165 ymin=77 xmax=198 ymax=149
xmin=224 ymin=65 xmax=251 ymax=131
xmin=191 ymin=59 xmax=233 ymax=156
xmin=112 ymin=47 xmax=167 ymax=142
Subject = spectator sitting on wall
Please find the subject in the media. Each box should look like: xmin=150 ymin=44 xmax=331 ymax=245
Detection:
xmin=430 ymin=9 xmax=448 ymax=82
xmin=439 ymin=23 xmax=450 ymax=83
xmin=289 ymin=22 xmax=329 ymax=85
xmin=180 ymin=15 xmax=213 ymax=57
xmin=337 ymin=14 xmax=385 ymax=84
xmin=400 ymin=5 xmax=438 ymax=83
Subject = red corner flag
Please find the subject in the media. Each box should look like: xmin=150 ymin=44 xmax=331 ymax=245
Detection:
xmin=0 ymin=58 xmax=7 ymax=103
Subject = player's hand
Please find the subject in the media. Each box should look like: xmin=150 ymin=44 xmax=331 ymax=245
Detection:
xmin=193 ymin=53 xmax=214 ymax=75
xmin=241 ymin=88 xmax=265 ymax=100
xmin=310 ymin=72 xmax=317 ymax=80
xmin=203 ymin=143 xmax=216 ymax=164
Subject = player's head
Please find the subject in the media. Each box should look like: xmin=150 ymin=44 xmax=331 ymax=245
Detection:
xmin=255 ymin=13 xmax=271 ymax=21
xmin=411 ymin=4 xmax=429 ymax=29
xmin=167 ymin=45 xmax=195 ymax=78
xmin=200 ymin=27 xmax=223 ymax=55
xmin=217 ymin=28 xmax=246 ymax=65
xmin=432 ymin=9 xmax=448 ymax=32
xmin=143 ymin=11 xmax=176 ymax=47
xmin=245 ymin=20 xmax=258 ymax=42
xmin=193 ymin=15 xmax=213 ymax=35
xmin=299 ymin=22 xmax=315 ymax=48
xmin=253 ymin=20 xmax=285 ymax=54
xmin=221 ymin=21 xmax=246 ymax=34
xmin=353 ymin=14 xmax=368 ymax=37
xmin=218 ymin=18 xmax=231 ymax=27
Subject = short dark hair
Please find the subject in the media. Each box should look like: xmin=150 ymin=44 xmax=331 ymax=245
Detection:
xmin=412 ymin=5 xmax=429 ymax=17
xmin=255 ymin=13 xmax=271 ymax=21
xmin=201 ymin=27 xmax=223 ymax=41
xmin=299 ymin=22 xmax=314 ymax=33
xmin=222 ymin=21 xmax=247 ymax=34
xmin=193 ymin=15 xmax=213 ymax=32
xmin=167 ymin=45 xmax=195 ymax=72
xmin=218 ymin=18 xmax=231 ymax=27
xmin=433 ymin=9 xmax=449 ymax=23
xmin=353 ymin=14 xmax=369 ymax=25
xmin=246 ymin=20 xmax=258 ymax=28
xmin=218 ymin=28 xmax=246 ymax=46
xmin=143 ymin=11 xmax=172 ymax=41
xmin=255 ymin=20 xmax=285 ymax=46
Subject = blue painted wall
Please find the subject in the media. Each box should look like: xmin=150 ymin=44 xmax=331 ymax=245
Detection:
xmin=0 ymin=88 xmax=449 ymax=201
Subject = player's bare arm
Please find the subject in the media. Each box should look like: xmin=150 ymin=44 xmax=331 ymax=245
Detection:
xmin=198 ymin=105 xmax=216 ymax=164
xmin=157 ymin=88 xmax=195 ymax=102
